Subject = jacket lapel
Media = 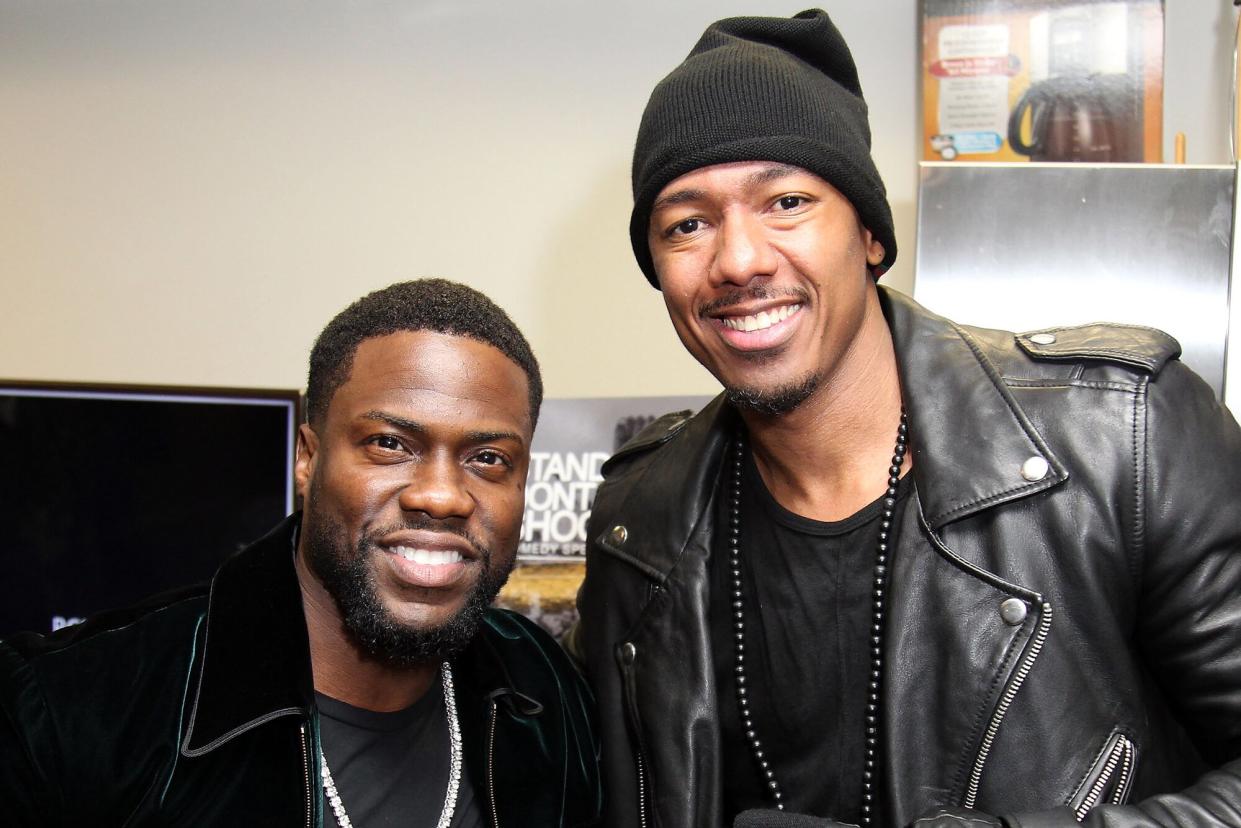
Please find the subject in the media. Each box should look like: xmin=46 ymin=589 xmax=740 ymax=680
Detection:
xmin=592 ymin=396 xmax=736 ymax=584
xmin=180 ymin=514 xmax=315 ymax=757
xmin=881 ymin=287 xmax=1068 ymax=529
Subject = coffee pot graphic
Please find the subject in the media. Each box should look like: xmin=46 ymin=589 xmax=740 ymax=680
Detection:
xmin=1007 ymin=4 xmax=1139 ymax=162
xmin=1008 ymin=75 xmax=1120 ymax=161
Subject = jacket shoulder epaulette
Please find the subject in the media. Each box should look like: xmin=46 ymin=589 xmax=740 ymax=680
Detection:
xmin=1013 ymin=322 xmax=1181 ymax=375
xmin=602 ymin=409 xmax=694 ymax=476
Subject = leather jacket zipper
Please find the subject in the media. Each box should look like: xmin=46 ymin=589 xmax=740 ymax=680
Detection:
xmin=636 ymin=747 xmax=649 ymax=828
xmin=488 ymin=699 xmax=501 ymax=828
xmin=299 ymin=723 xmax=312 ymax=828
xmin=917 ymin=504 xmax=1053 ymax=810
xmin=963 ymin=602 xmax=1053 ymax=808
xmin=617 ymin=641 xmax=652 ymax=828
xmin=1073 ymin=734 xmax=1136 ymax=819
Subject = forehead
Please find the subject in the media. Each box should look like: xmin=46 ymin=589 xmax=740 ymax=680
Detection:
xmin=329 ymin=330 xmax=532 ymax=439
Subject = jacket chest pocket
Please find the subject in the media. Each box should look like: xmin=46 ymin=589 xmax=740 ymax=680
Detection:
xmin=1068 ymin=729 xmax=1138 ymax=818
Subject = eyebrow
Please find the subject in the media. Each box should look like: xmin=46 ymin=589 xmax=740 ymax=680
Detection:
xmin=362 ymin=410 xmax=525 ymax=446
xmin=650 ymin=163 xmax=803 ymax=214
xmin=744 ymin=163 xmax=801 ymax=188
xmin=650 ymin=187 xmax=705 ymax=214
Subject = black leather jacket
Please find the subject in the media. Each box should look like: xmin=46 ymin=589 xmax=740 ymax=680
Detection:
xmin=0 ymin=515 xmax=602 ymax=827
xmin=576 ymin=288 xmax=1241 ymax=827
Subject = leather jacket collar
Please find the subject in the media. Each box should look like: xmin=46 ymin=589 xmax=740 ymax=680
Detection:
xmin=880 ymin=288 xmax=1068 ymax=528
xmin=182 ymin=515 xmax=314 ymax=757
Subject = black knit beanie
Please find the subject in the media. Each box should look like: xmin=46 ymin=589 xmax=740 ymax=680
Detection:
xmin=629 ymin=8 xmax=896 ymax=289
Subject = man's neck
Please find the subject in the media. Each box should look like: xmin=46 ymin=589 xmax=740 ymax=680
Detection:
xmin=293 ymin=549 xmax=438 ymax=713
xmin=741 ymin=293 xmax=910 ymax=522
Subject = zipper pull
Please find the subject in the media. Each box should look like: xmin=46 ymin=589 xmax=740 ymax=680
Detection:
xmin=486 ymin=687 xmax=544 ymax=717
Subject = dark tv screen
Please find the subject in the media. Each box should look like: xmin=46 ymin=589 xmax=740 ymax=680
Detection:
xmin=0 ymin=382 xmax=299 ymax=635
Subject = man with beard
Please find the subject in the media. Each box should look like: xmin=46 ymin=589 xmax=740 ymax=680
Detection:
xmin=0 ymin=279 xmax=601 ymax=827
xmin=574 ymin=9 xmax=1241 ymax=828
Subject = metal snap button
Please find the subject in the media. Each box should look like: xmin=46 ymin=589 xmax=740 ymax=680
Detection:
xmin=1000 ymin=598 xmax=1028 ymax=626
xmin=610 ymin=525 xmax=628 ymax=545
xmin=1021 ymin=456 xmax=1050 ymax=482
xmin=1029 ymin=333 xmax=1057 ymax=346
xmin=620 ymin=642 xmax=637 ymax=664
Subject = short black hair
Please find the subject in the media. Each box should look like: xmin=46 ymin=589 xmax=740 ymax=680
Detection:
xmin=306 ymin=279 xmax=542 ymax=429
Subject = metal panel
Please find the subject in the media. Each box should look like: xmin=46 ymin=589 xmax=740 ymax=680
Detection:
xmin=914 ymin=162 xmax=1234 ymax=397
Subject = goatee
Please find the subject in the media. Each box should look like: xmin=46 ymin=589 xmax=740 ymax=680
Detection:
xmin=725 ymin=372 xmax=820 ymax=416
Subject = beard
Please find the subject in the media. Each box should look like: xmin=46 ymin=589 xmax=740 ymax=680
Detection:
xmin=301 ymin=487 xmax=514 ymax=667
xmin=725 ymin=371 xmax=821 ymax=416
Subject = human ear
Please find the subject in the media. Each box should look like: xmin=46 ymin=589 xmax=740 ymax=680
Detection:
xmin=294 ymin=423 xmax=319 ymax=502
xmin=865 ymin=236 xmax=885 ymax=267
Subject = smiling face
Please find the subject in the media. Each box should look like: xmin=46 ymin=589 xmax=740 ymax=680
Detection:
xmin=295 ymin=330 xmax=531 ymax=666
xmin=649 ymin=161 xmax=887 ymax=415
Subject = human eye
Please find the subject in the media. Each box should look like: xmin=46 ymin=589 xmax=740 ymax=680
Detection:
xmin=473 ymin=449 xmax=512 ymax=468
xmin=773 ymin=194 xmax=809 ymax=212
xmin=663 ymin=216 xmax=705 ymax=239
xmin=364 ymin=433 xmax=409 ymax=458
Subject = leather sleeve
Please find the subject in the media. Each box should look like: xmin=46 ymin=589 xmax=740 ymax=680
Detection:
xmin=1010 ymin=361 xmax=1241 ymax=826
xmin=0 ymin=640 xmax=61 ymax=826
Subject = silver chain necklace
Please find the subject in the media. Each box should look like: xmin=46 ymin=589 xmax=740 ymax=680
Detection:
xmin=729 ymin=409 xmax=907 ymax=827
xmin=320 ymin=662 xmax=463 ymax=828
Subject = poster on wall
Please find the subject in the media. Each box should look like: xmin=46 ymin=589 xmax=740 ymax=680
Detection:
xmin=0 ymin=382 xmax=299 ymax=636
xmin=496 ymin=394 xmax=711 ymax=638
xmin=921 ymin=0 xmax=1164 ymax=163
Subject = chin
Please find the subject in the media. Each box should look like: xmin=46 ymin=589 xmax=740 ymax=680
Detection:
xmin=724 ymin=372 xmax=821 ymax=416
xmin=383 ymin=595 xmax=471 ymax=634
xmin=345 ymin=571 xmax=506 ymax=668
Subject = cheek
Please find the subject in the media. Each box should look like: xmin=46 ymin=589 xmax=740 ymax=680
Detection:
xmin=477 ymin=489 xmax=527 ymax=542
xmin=662 ymin=290 xmax=706 ymax=346
xmin=657 ymin=260 xmax=699 ymax=307
xmin=317 ymin=461 xmax=395 ymax=521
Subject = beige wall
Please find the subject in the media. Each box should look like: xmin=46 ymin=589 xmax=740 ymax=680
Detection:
xmin=1 ymin=1 xmax=1233 ymax=401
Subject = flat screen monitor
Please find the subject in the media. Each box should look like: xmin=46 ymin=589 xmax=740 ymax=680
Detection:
xmin=0 ymin=381 xmax=300 ymax=635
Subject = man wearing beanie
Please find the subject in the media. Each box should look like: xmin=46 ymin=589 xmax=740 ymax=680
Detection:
xmin=575 ymin=9 xmax=1241 ymax=828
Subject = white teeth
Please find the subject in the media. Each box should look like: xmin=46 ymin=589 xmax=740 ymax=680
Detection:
xmin=392 ymin=546 xmax=462 ymax=565
xmin=723 ymin=303 xmax=801 ymax=332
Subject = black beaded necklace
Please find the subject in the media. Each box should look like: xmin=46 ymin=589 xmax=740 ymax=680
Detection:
xmin=727 ymin=409 xmax=907 ymax=826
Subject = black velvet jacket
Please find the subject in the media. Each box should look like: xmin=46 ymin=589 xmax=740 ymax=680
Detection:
xmin=0 ymin=515 xmax=602 ymax=827
xmin=576 ymin=288 xmax=1241 ymax=827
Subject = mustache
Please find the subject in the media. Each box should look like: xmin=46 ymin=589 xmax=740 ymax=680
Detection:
xmin=697 ymin=285 xmax=810 ymax=318
xmin=361 ymin=515 xmax=490 ymax=561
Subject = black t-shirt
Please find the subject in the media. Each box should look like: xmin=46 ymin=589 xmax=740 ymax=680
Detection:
xmin=317 ymin=685 xmax=483 ymax=828
xmin=710 ymin=447 xmax=910 ymax=824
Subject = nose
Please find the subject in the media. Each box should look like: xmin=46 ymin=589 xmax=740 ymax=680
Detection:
xmin=710 ymin=210 xmax=777 ymax=288
xmin=397 ymin=454 xmax=475 ymax=520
